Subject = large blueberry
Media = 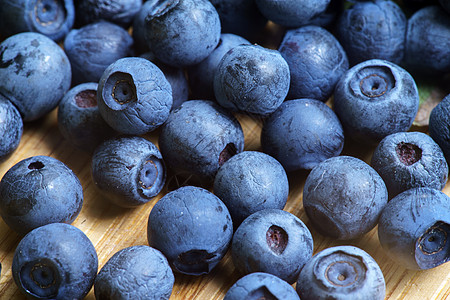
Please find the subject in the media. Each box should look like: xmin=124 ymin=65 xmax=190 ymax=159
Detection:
xmin=429 ymin=93 xmax=450 ymax=160
xmin=64 ymin=21 xmax=134 ymax=85
xmin=147 ymin=186 xmax=233 ymax=275
xmin=214 ymin=44 xmax=290 ymax=116
xmin=0 ymin=0 xmax=75 ymax=42
xmin=278 ymin=25 xmax=348 ymax=102
xmin=0 ymin=32 xmax=72 ymax=121
xmin=334 ymin=59 xmax=419 ymax=145
xmin=97 ymin=57 xmax=172 ymax=135
xmin=378 ymin=187 xmax=450 ymax=270
xmin=296 ymin=246 xmax=386 ymax=300
xmin=75 ymin=0 xmax=142 ymax=27
xmin=12 ymin=223 xmax=98 ymax=300
xmin=231 ymin=209 xmax=313 ymax=284
xmin=303 ymin=156 xmax=388 ymax=240
xmin=94 ymin=245 xmax=174 ymax=300
xmin=261 ymin=98 xmax=344 ymax=172
xmin=0 ymin=94 xmax=23 ymax=161
xmin=143 ymin=0 xmax=221 ymax=67
xmin=159 ymin=100 xmax=244 ymax=184
xmin=0 ymin=155 xmax=83 ymax=236
xmin=371 ymin=131 xmax=448 ymax=199
xmin=92 ymin=136 xmax=166 ymax=207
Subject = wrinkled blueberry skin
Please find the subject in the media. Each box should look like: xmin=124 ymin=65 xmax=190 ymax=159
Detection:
xmin=336 ymin=0 xmax=406 ymax=66
xmin=0 ymin=155 xmax=83 ymax=236
xmin=57 ymin=82 xmax=117 ymax=153
xmin=334 ymin=59 xmax=419 ymax=145
xmin=92 ymin=136 xmax=166 ymax=207
xmin=231 ymin=209 xmax=313 ymax=284
xmin=64 ymin=21 xmax=134 ymax=85
xmin=296 ymin=246 xmax=385 ymax=300
xmin=224 ymin=272 xmax=300 ymax=300
xmin=132 ymin=1 xmax=155 ymax=54
xmin=12 ymin=223 xmax=98 ymax=300
xmin=147 ymin=186 xmax=233 ymax=275
xmin=75 ymin=0 xmax=142 ymax=27
xmin=429 ymin=93 xmax=450 ymax=160
xmin=378 ymin=187 xmax=450 ymax=270
xmin=0 ymin=94 xmax=23 ymax=161
xmin=261 ymin=98 xmax=344 ymax=172
xmin=303 ymin=156 xmax=388 ymax=240
xmin=371 ymin=131 xmax=448 ymax=199
xmin=213 ymin=151 xmax=289 ymax=227
xmin=279 ymin=25 xmax=348 ymax=102
xmin=255 ymin=0 xmax=330 ymax=27
xmin=214 ymin=44 xmax=290 ymax=116
xmin=0 ymin=0 xmax=75 ymax=42
xmin=159 ymin=100 xmax=244 ymax=184
xmin=0 ymin=32 xmax=72 ymax=122
xmin=97 ymin=57 xmax=172 ymax=135
xmin=404 ymin=5 xmax=450 ymax=75
xmin=94 ymin=245 xmax=174 ymax=300
xmin=144 ymin=0 xmax=221 ymax=67
xmin=188 ymin=33 xmax=251 ymax=100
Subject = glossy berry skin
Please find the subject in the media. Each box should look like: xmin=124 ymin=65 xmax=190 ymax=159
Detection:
xmin=94 ymin=245 xmax=174 ymax=300
xmin=213 ymin=151 xmax=289 ymax=227
xmin=147 ymin=186 xmax=233 ymax=276
xmin=296 ymin=246 xmax=385 ymax=300
xmin=0 ymin=32 xmax=72 ymax=121
xmin=92 ymin=136 xmax=166 ymax=207
xmin=0 ymin=94 xmax=23 ymax=161
xmin=75 ymin=0 xmax=142 ymax=27
xmin=97 ymin=57 xmax=172 ymax=135
xmin=334 ymin=59 xmax=419 ymax=145
xmin=261 ymin=98 xmax=344 ymax=172
xmin=303 ymin=156 xmax=388 ymax=240
xmin=12 ymin=223 xmax=98 ymax=300
xmin=371 ymin=131 xmax=448 ymax=199
xmin=159 ymin=100 xmax=244 ymax=184
xmin=224 ymin=272 xmax=300 ymax=300
xmin=214 ymin=44 xmax=290 ymax=116
xmin=57 ymin=82 xmax=117 ymax=153
xmin=0 ymin=155 xmax=83 ymax=236
xmin=429 ymin=93 xmax=450 ymax=160
xmin=231 ymin=209 xmax=313 ymax=284
xmin=378 ymin=187 xmax=450 ymax=270
xmin=336 ymin=0 xmax=406 ymax=66
xmin=278 ymin=25 xmax=348 ymax=102
xmin=64 ymin=21 xmax=134 ymax=85
xmin=188 ymin=33 xmax=251 ymax=100
xmin=0 ymin=0 xmax=75 ymax=42
xmin=144 ymin=0 xmax=221 ymax=67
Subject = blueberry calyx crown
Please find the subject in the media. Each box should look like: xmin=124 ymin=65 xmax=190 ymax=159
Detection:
xmin=19 ymin=258 xmax=61 ymax=298
xmin=352 ymin=65 xmax=395 ymax=100
xmin=218 ymin=143 xmax=237 ymax=167
xmin=139 ymin=159 xmax=159 ymax=189
xmin=174 ymin=249 xmax=216 ymax=275
xmin=145 ymin=0 xmax=180 ymax=21
xmin=105 ymin=72 xmax=137 ymax=107
xmin=360 ymin=74 xmax=388 ymax=98
xmin=416 ymin=221 xmax=450 ymax=269
xmin=28 ymin=161 xmax=45 ymax=170
xmin=247 ymin=286 xmax=277 ymax=300
xmin=266 ymin=225 xmax=288 ymax=255
xmin=396 ymin=142 xmax=422 ymax=166
xmin=75 ymin=90 xmax=97 ymax=108
xmin=34 ymin=0 xmax=66 ymax=27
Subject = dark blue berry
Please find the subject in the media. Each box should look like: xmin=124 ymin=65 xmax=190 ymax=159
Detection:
xmin=429 ymin=93 xmax=450 ymax=160
xmin=75 ymin=0 xmax=142 ymax=27
xmin=0 ymin=94 xmax=23 ymax=161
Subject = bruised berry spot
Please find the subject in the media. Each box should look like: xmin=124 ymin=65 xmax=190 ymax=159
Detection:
xmin=75 ymin=90 xmax=97 ymax=108
xmin=28 ymin=161 xmax=45 ymax=170
xmin=174 ymin=250 xmax=216 ymax=275
xmin=219 ymin=143 xmax=237 ymax=166
xmin=266 ymin=225 xmax=288 ymax=255
xmin=396 ymin=142 xmax=422 ymax=166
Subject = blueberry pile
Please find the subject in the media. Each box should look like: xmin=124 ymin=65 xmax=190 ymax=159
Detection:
xmin=0 ymin=0 xmax=450 ymax=299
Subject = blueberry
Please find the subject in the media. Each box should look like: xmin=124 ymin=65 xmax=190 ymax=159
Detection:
xmin=429 ymin=93 xmax=450 ymax=160
xmin=143 ymin=0 xmax=221 ymax=67
xmin=224 ymin=272 xmax=300 ymax=300
xmin=159 ymin=100 xmax=244 ymax=185
xmin=231 ymin=209 xmax=313 ymax=284
xmin=132 ymin=1 xmax=156 ymax=54
xmin=0 ymin=94 xmax=23 ymax=161
xmin=94 ymin=245 xmax=174 ymax=300
xmin=333 ymin=59 xmax=419 ymax=145
xmin=213 ymin=151 xmax=289 ymax=227
xmin=336 ymin=0 xmax=407 ymax=66
xmin=64 ymin=21 xmax=134 ymax=85
xmin=12 ymin=223 xmax=98 ymax=299
xmin=303 ymin=156 xmax=388 ymax=240
xmin=214 ymin=44 xmax=290 ymax=116
xmin=0 ymin=0 xmax=75 ymax=42
xmin=371 ymin=131 xmax=448 ymax=199
xmin=378 ymin=187 xmax=450 ymax=270
xmin=97 ymin=57 xmax=172 ymax=135
xmin=296 ymin=245 xmax=386 ymax=300
xmin=57 ymin=82 xmax=117 ymax=153
xmin=75 ymin=0 xmax=142 ymax=27
xmin=261 ymin=98 xmax=344 ymax=171
xmin=0 ymin=155 xmax=83 ymax=236
xmin=0 ymin=32 xmax=72 ymax=121
xmin=278 ymin=25 xmax=348 ymax=102
xmin=147 ymin=186 xmax=233 ymax=275
xmin=92 ymin=136 xmax=166 ymax=207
